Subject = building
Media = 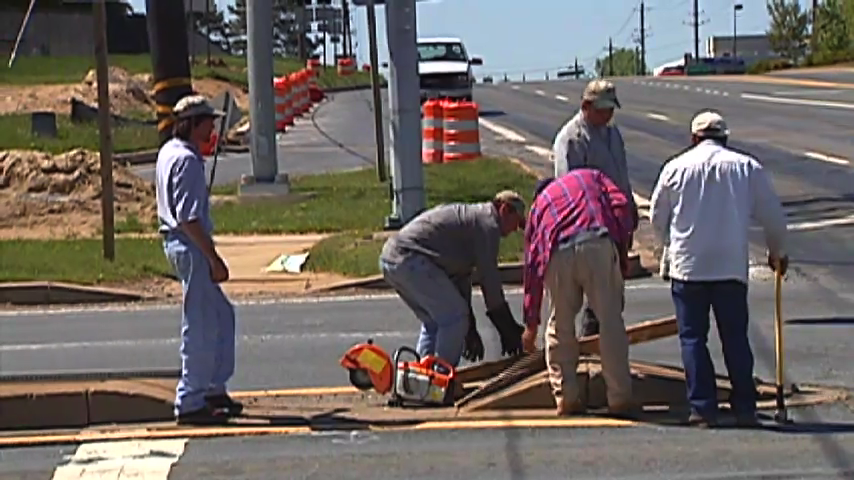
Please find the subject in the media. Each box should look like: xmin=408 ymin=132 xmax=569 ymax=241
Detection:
xmin=705 ymin=33 xmax=779 ymax=66
xmin=1 ymin=0 xmax=225 ymax=59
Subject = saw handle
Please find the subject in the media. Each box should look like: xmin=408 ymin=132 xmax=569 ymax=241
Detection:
xmin=421 ymin=356 xmax=456 ymax=377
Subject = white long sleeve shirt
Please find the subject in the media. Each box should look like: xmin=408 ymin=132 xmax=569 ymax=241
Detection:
xmin=650 ymin=139 xmax=788 ymax=283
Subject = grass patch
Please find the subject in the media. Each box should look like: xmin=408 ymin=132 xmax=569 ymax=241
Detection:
xmin=201 ymin=156 xmax=538 ymax=235
xmin=0 ymin=113 xmax=159 ymax=154
xmin=305 ymin=230 xmax=526 ymax=278
xmin=0 ymin=54 xmax=377 ymax=89
xmin=0 ymin=238 xmax=172 ymax=285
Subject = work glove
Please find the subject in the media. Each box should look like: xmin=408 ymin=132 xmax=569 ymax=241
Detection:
xmin=486 ymin=301 xmax=525 ymax=357
xmin=462 ymin=308 xmax=485 ymax=363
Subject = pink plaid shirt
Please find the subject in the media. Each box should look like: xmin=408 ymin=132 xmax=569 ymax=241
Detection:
xmin=523 ymin=168 xmax=636 ymax=327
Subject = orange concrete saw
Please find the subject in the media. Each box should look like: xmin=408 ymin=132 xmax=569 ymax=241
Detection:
xmin=339 ymin=339 xmax=457 ymax=407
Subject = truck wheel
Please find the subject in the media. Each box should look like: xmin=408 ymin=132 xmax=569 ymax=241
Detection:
xmin=463 ymin=95 xmax=473 ymax=102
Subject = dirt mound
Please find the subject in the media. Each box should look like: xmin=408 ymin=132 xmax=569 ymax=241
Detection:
xmin=0 ymin=149 xmax=156 ymax=239
xmin=0 ymin=66 xmax=154 ymax=116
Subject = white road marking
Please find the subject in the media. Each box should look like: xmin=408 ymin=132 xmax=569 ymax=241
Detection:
xmin=535 ymin=89 xmax=546 ymax=96
xmin=772 ymin=89 xmax=846 ymax=96
xmin=741 ymin=92 xmax=854 ymax=110
xmin=511 ymin=85 xmax=520 ymax=90
xmin=524 ymin=144 xmax=553 ymax=158
xmin=805 ymin=151 xmax=849 ymax=165
xmin=788 ymin=214 xmax=854 ymax=232
xmin=0 ymin=283 xmax=669 ymax=319
xmin=645 ymin=113 xmax=670 ymax=122
xmin=51 ymin=439 xmax=187 ymax=480
xmin=478 ymin=118 xmax=528 ymax=142
xmin=555 ymin=94 xmax=570 ymax=102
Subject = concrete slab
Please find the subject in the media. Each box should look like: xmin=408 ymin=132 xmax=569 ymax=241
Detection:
xmin=0 ymin=282 xmax=148 ymax=306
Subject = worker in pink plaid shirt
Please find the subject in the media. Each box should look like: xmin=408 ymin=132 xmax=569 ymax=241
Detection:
xmin=521 ymin=168 xmax=637 ymax=417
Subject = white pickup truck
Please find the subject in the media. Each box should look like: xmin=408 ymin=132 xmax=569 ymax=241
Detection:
xmin=417 ymin=36 xmax=482 ymax=103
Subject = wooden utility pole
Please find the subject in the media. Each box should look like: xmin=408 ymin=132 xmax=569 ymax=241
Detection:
xmin=608 ymin=37 xmax=614 ymax=76
xmin=639 ymin=0 xmax=647 ymax=75
xmin=93 ymin=0 xmax=115 ymax=261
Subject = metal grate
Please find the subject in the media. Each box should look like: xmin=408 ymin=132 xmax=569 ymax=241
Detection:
xmin=0 ymin=368 xmax=182 ymax=383
xmin=455 ymin=350 xmax=546 ymax=409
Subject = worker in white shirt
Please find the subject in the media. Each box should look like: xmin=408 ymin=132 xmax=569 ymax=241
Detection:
xmin=649 ymin=110 xmax=789 ymax=428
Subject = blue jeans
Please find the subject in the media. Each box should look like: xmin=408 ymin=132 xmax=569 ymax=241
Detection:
xmin=380 ymin=254 xmax=469 ymax=367
xmin=163 ymin=233 xmax=237 ymax=415
xmin=671 ymin=279 xmax=757 ymax=419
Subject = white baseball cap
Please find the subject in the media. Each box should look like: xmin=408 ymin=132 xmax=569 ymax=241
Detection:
xmin=690 ymin=111 xmax=730 ymax=138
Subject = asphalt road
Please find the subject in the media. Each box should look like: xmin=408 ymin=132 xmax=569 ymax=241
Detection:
xmin=768 ymin=66 xmax=854 ymax=85
xmin=472 ymin=76 xmax=854 ymax=300
xmin=130 ymin=91 xmax=388 ymax=186
xmin=3 ymin=417 xmax=854 ymax=479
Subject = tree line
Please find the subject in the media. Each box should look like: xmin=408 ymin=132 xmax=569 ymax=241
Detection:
xmin=193 ymin=0 xmax=319 ymax=58
xmin=595 ymin=0 xmax=854 ymax=77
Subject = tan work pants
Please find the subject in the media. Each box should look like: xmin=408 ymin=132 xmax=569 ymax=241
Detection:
xmin=544 ymin=236 xmax=633 ymax=409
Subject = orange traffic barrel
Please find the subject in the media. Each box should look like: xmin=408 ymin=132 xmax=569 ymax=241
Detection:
xmin=422 ymin=99 xmax=444 ymax=164
xmin=337 ymin=57 xmax=355 ymax=76
xmin=273 ymin=76 xmax=288 ymax=132
xmin=442 ymin=100 xmax=481 ymax=162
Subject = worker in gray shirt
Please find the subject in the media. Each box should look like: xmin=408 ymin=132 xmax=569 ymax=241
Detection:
xmin=379 ymin=191 xmax=528 ymax=367
xmin=551 ymin=79 xmax=639 ymax=337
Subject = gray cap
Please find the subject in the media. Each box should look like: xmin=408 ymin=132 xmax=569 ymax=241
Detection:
xmin=173 ymin=94 xmax=225 ymax=119
xmin=582 ymin=79 xmax=621 ymax=109
xmin=691 ymin=111 xmax=730 ymax=138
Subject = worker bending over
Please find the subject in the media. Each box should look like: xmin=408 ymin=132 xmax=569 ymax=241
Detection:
xmin=522 ymin=169 xmax=637 ymax=417
xmin=551 ymin=79 xmax=639 ymax=337
xmin=155 ymin=95 xmax=242 ymax=425
xmin=379 ymin=191 xmax=528 ymax=367
xmin=650 ymin=110 xmax=789 ymax=428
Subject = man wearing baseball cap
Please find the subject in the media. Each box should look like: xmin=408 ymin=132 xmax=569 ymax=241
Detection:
xmin=155 ymin=94 xmax=241 ymax=425
xmin=379 ymin=190 xmax=527 ymax=368
xmin=550 ymin=79 xmax=639 ymax=339
xmin=650 ymin=109 xmax=789 ymax=428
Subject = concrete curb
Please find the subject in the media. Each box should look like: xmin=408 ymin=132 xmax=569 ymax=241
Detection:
xmin=307 ymin=254 xmax=649 ymax=294
xmin=0 ymin=282 xmax=151 ymax=306
xmin=0 ymin=378 xmax=176 ymax=431
xmin=114 ymin=149 xmax=158 ymax=165
xmin=322 ymin=83 xmax=384 ymax=94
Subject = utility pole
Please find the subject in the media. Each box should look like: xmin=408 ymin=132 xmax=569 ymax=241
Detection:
xmin=93 ymin=0 xmax=114 ymax=261
xmin=574 ymin=57 xmax=580 ymax=79
xmin=608 ymin=37 xmax=614 ymax=76
xmin=384 ymin=0 xmax=425 ymax=227
xmin=811 ymin=0 xmax=819 ymax=49
xmin=365 ymin=0 xmax=386 ymax=183
xmin=692 ymin=0 xmax=700 ymax=60
xmin=639 ymin=0 xmax=647 ymax=75
xmin=342 ymin=0 xmax=352 ymax=58
xmin=242 ymin=0 xmax=287 ymax=195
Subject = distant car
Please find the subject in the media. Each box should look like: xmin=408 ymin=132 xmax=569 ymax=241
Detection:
xmin=417 ymin=36 xmax=482 ymax=103
xmin=657 ymin=66 xmax=684 ymax=76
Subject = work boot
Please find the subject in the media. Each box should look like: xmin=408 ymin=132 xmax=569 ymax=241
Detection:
xmin=686 ymin=411 xmax=718 ymax=428
xmin=205 ymin=394 xmax=244 ymax=417
xmin=580 ymin=308 xmax=600 ymax=338
xmin=176 ymin=404 xmax=230 ymax=426
xmin=608 ymin=402 xmax=642 ymax=420
xmin=556 ymin=397 xmax=586 ymax=416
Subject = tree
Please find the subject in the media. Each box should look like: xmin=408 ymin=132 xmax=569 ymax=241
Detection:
xmin=766 ymin=0 xmax=810 ymax=63
xmin=813 ymin=0 xmax=852 ymax=55
xmin=595 ymin=48 xmax=638 ymax=77
xmin=194 ymin=4 xmax=235 ymax=55
xmin=227 ymin=0 xmax=317 ymax=57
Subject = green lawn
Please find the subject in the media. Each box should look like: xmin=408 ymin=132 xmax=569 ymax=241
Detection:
xmin=0 ymin=113 xmax=159 ymax=154
xmin=0 ymin=54 xmax=377 ymax=89
xmin=0 ymin=238 xmax=172 ymax=285
xmin=4 ymin=156 xmax=536 ymax=284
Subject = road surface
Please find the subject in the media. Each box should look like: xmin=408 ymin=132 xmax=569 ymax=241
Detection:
xmin=472 ymin=75 xmax=854 ymax=300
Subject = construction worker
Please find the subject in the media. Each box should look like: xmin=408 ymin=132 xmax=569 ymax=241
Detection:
xmin=551 ymin=79 xmax=639 ymax=337
xmin=379 ymin=191 xmax=528 ymax=368
xmin=522 ymin=169 xmax=637 ymax=417
xmin=155 ymin=94 xmax=242 ymax=425
xmin=649 ymin=110 xmax=789 ymax=427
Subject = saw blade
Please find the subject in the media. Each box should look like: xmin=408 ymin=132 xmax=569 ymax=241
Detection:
xmin=348 ymin=368 xmax=375 ymax=391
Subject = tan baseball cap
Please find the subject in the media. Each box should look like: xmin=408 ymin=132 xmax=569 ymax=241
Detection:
xmin=582 ymin=79 xmax=621 ymax=109
xmin=494 ymin=190 xmax=526 ymax=229
xmin=173 ymin=94 xmax=225 ymax=119
xmin=691 ymin=111 xmax=730 ymax=138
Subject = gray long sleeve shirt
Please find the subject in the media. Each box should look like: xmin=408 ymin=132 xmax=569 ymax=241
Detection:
xmin=380 ymin=202 xmax=506 ymax=311
xmin=552 ymin=110 xmax=638 ymax=222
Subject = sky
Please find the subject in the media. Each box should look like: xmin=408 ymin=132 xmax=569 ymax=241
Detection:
xmin=126 ymin=0 xmax=811 ymax=79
